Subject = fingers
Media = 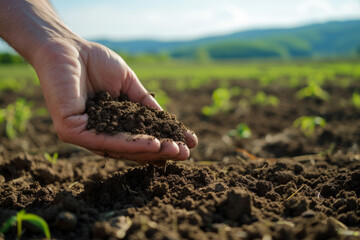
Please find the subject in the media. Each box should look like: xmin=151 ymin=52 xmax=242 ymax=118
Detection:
xmin=58 ymin=114 xmax=196 ymax=163
xmin=58 ymin=115 xmax=161 ymax=154
xmin=184 ymin=129 xmax=198 ymax=149
xmin=176 ymin=142 xmax=190 ymax=160
xmin=69 ymin=131 xmax=162 ymax=154
xmin=91 ymin=139 xmax=190 ymax=164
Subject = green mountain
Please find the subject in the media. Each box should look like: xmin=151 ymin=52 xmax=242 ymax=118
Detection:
xmin=95 ymin=19 xmax=360 ymax=59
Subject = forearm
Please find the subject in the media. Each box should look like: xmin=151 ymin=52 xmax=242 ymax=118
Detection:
xmin=0 ymin=0 xmax=79 ymax=65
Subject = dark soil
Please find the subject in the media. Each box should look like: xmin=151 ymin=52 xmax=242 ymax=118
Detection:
xmin=1 ymin=76 xmax=360 ymax=239
xmin=85 ymin=91 xmax=188 ymax=142
xmin=1 ymin=152 xmax=360 ymax=239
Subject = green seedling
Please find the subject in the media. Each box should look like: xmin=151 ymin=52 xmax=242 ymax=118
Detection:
xmin=202 ymin=87 xmax=232 ymax=116
xmin=352 ymin=91 xmax=360 ymax=109
xmin=227 ymin=123 xmax=252 ymax=139
xmin=251 ymin=91 xmax=279 ymax=107
xmin=296 ymin=82 xmax=329 ymax=101
xmin=0 ymin=209 xmax=51 ymax=239
xmin=293 ymin=116 xmax=326 ymax=137
xmin=0 ymin=98 xmax=32 ymax=139
xmin=44 ymin=152 xmax=58 ymax=164
xmin=0 ymin=77 xmax=23 ymax=92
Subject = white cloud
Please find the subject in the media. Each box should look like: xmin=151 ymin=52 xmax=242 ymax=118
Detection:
xmin=53 ymin=0 xmax=360 ymax=41
xmin=337 ymin=0 xmax=360 ymax=15
xmin=58 ymin=2 xmax=250 ymax=40
xmin=297 ymin=0 xmax=360 ymax=21
xmin=298 ymin=0 xmax=334 ymax=15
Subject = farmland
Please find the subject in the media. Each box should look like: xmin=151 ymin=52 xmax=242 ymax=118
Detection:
xmin=1 ymin=59 xmax=360 ymax=239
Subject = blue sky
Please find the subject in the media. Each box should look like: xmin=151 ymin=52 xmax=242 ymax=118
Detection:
xmin=51 ymin=0 xmax=360 ymax=40
xmin=1 ymin=0 xmax=360 ymax=51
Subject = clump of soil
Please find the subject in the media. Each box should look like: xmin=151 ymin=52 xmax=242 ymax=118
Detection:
xmin=85 ymin=91 xmax=188 ymax=142
xmin=1 ymin=152 xmax=360 ymax=240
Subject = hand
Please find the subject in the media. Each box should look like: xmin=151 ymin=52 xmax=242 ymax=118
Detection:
xmin=32 ymin=38 xmax=198 ymax=163
xmin=0 ymin=0 xmax=197 ymax=163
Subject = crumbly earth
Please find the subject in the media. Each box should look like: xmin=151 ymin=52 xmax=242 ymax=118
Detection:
xmin=0 ymin=78 xmax=360 ymax=239
xmin=85 ymin=91 xmax=188 ymax=142
xmin=0 ymin=152 xmax=359 ymax=240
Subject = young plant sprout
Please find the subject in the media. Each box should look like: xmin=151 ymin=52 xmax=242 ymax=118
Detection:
xmin=251 ymin=91 xmax=279 ymax=107
xmin=293 ymin=116 xmax=326 ymax=137
xmin=202 ymin=87 xmax=232 ymax=116
xmin=0 ymin=98 xmax=32 ymax=139
xmin=0 ymin=209 xmax=51 ymax=239
xmin=352 ymin=91 xmax=360 ymax=109
xmin=227 ymin=123 xmax=252 ymax=139
xmin=296 ymin=82 xmax=329 ymax=101
xmin=44 ymin=152 xmax=59 ymax=164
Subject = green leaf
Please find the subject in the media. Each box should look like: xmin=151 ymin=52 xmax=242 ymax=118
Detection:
xmin=296 ymin=82 xmax=329 ymax=101
xmin=228 ymin=123 xmax=251 ymax=139
xmin=293 ymin=116 xmax=326 ymax=137
xmin=0 ymin=98 xmax=32 ymax=139
xmin=352 ymin=91 xmax=360 ymax=109
xmin=44 ymin=153 xmax=51 ymax=161
xmin=44 ymin=152 xmax=58 ymax=164
xmin=20 ymin=213 xmax=51 ymax=239
xmin=201 ymin=106 xmax=217 ymax=117
xmin=0 ymin=216 xmax=17 ymax=234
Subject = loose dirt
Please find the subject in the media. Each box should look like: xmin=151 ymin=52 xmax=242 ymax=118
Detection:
xmin=85 ymin=91 xmax=188 ymax=142
xmin=1 ymin=78 xmax=360 ymax=239
xmin=1 ymin=152 xmax=359 ymax=239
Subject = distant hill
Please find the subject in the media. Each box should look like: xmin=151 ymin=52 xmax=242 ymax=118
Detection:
xmin=95 ymin=19 xmax=360 ymax=59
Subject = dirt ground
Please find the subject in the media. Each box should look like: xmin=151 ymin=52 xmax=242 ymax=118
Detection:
xmin=1 ymin=78 xmax=360 ymax=239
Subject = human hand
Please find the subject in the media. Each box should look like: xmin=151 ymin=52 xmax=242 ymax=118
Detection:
xmin=32 ymin=38 xmax=198 ymax=163
xmin=0 ymin=0 xmax=197 ymax=163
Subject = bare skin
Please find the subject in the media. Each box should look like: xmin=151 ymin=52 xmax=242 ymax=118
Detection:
xmin=0 ymin=0 xmax=198 ymax=163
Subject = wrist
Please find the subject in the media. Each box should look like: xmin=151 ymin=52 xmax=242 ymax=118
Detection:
xmin=0 ymin=0 xmax=83 ymax=66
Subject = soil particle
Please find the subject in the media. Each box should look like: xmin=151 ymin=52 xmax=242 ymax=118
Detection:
xmin=41 ymin=205 xmax=60 ymax=222
xmin=151 ymin=182 xmax=169 ymax=197
xmin=1 ymin=153 xmax=360 ymax=239
xmin=301 ymin=209 xmax=316 ymax=218
xmin=56 ymin=211 xmax=78 ymax=231
xmin=0 ymin=176 xmax=5 ymax=185
xmin=220 ymin=188 xmax=252 ymax=222
xmin=283 ymin=197 xmax=309 ymax=217
xmin=2 ymin=79 xmax=360 ymax=240
xmin=256 ymin=180 xmax=273 ymax=197
xmin=92 ymin=221 xmax=113 ymax=239
xmin=276 ymin=171 xmax=295 ymax=184
xmin=85 ymin=91 xmax=188 ymax=142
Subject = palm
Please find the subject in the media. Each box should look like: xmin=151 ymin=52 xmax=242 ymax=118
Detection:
xmin=34 ymin=40 xmax=197 ymax=163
